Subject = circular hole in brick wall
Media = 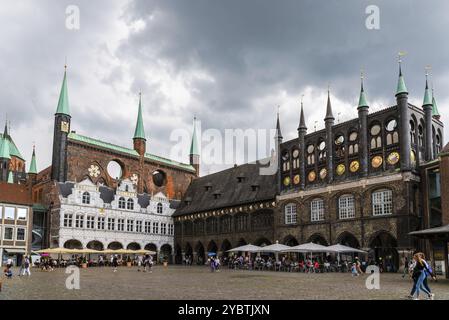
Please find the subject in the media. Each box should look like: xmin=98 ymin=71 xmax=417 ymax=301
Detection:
xmin=107 ymin=160 xmax=123 ymax=180
xmin=152 ymin=170 xmax=167 ymax=187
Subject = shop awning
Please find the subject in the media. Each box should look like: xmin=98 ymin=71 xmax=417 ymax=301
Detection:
xmin=2 ymin=248 xmax=26 ymax=254
xmin=409 ymin=224 xmax=449 ymax=238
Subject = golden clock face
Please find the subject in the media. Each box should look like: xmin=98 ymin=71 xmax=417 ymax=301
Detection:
xmin=336 ymin=164 xmax=346 ymax=176
xmin=283 ymin=177 xmax=291 ymax=186
xmin=61 ymin=121 xmax=70 ymax=133
xmin=293 ymin=175 xmax=300 ymax=185
xmin=308 ymin=171 xmax=316 ymax=182
xmin=319 ymin=168 xmax=327 ymax=180
xmin=349 ymin=160 xmax=360 ymax=173
xmin=387 ymin=152 xmax=400 ymax=165
xmin=371 ymin=156 xmax=383 ymax=168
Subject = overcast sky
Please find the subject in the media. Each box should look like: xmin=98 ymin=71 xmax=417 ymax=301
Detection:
xmin=0 ymin=0 xmax=448 ymax=175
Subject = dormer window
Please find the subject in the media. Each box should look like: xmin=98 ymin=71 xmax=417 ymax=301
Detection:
xmin=213 ymin=192 xmax=221 ymax=199
xmin=204 ymin=183 xmax=212 ymax=192
xmin=251 ymin=184 xmax=260 ymax=192
xmin=157 ymin=203 xmax=163 ymax=214
xmin=82 ymin=192 xmax=91 ymax=205
xmin=237 ymin=176 xmax=245 ymax=183
xmin=118 ymin=197 xmax=126 ymax=209
xmin=184 ymin=197 xmax=192 ymax=205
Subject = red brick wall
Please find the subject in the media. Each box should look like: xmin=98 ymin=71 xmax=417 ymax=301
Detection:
xmin=0 ymin=182 xmax=32 ymax=205
xmin=66 ymin=140 xmax=195 ymax=199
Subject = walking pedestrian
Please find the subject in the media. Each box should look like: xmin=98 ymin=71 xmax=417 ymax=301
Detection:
xmin=402 ymin=257 xmax=409 ymax=278
xmin=410 ymin=253 xmax=435 ymax=300
xmin=137 ymin=255 xmax=143 ymax=272
xmin=22 ymin=256 xmax=31 ymax=276
xmin=112 ymin=254 xmax=118 ymax=272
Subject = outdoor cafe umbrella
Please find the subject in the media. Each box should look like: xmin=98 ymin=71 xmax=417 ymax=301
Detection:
xmin=326 ymin=244 xmax=367 ymax=265
xmin=280 ymin=242 xmax=335 ymax=261
xmin=255 ymin=241 xmax=292 ymax=262
xmin=227 ymin=244 xmax=261 ymax=253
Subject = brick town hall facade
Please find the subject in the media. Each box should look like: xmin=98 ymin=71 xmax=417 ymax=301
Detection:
xmin=173 ymin=62 xmax=446 ymax=271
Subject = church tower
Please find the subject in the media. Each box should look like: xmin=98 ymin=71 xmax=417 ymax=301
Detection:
xmin=51 ymin=66 xmax=71 ymax=182
xmin=0 ymin=122 xmax=11 ymax=182
xmin=133 ymin=93 xmax=146 ymax=193
xmin=189 ymin=117 xmax=200 ymax=177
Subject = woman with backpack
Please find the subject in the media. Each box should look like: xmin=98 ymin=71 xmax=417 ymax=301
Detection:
xmin=410 ymin=253 xmax=435 ymax=300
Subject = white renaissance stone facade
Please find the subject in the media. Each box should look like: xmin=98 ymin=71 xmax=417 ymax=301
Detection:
xmin=58 ymin=178 xmax=175 ymax=260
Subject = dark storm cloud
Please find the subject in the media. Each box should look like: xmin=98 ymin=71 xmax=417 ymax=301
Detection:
xmin=118 ymin=0 xmax=449 ymax=132
xmin=0 ymin=0 xmax=448 ymax=173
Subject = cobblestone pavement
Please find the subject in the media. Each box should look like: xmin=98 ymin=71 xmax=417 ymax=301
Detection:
xmin=1 ymin=266 xmax=448 ymax=300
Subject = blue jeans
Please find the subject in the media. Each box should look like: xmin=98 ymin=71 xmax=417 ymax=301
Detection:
xmin=414 ymin=272 xmax=431 ymax=297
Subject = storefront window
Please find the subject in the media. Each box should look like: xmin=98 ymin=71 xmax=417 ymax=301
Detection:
xmin=4 ymin=227 xmax=13 ymax=240
xmin=4 ymin=207 xmax=15 ymax=220
xmin=17 ymin=208 xmax=27 ymax=221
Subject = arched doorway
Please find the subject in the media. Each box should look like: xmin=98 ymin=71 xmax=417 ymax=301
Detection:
xmin=64 ymin=239 xmax=83 ymax=249
xmin=184 ymin=242 xmax=193 ymax=264
xmin=337 ymin=232 xmax=360 ymax=248
xmin=255 ymin=237 xmax=272 ymax=247
xmin=107 ymin=242 xmax=123 ymax=250
xmin=144 ymin=243 xmax=158 ymax=261
xmin=207 ymin=240 xmax=218 ymax=254
xmin=308 ymin=234 xmax=328 ymax=246
xmin=160 ymin=244 xmax=172 ymax=264
xmin=283 ymin=235 xmax=299 ymax=247
xmin=127 ymin=242 xmax=141 ymax=250
xmin=87 ymin=240 xmax=104 ymax=251
xmin=369 ymin=231 xmax=399 ymax=272
xmin=221 ymin=239 xmax=232 ymax=257
xmin=195 ymin=242 xmax=205 ymax=265
xmin=237 ymin=238 xmax=247 ymax=247
xmin=174 ymin=244 xmax=182 ymax=264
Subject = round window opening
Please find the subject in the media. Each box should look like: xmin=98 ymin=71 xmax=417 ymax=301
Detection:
xmin=335 ymin=135 xmax=345 ymax=145
xmin=370 ymin=124 xmax=381 ymax=136
xmin=386 ymin=119 xmax=398 ymax=132
xmin=318 ymin=141 xmax=326 ymax=151
xmin=349 ymin=132 xmax=358 ymax=142
xmin=152 ymin=170 xmax=167 ymax=187
xmin=107 ymin=161 xmax=123 ymax=180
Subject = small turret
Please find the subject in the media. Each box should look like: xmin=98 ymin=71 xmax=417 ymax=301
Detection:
xmin=189 ymin=117 xmax=200 ymax=177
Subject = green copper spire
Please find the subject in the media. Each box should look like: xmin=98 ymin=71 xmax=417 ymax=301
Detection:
xmin=29 ymin=146 xmax=37 ymax=174
xmin=55 ymin=67 xmax=70 ymax=116
xmin=358 ymin=73 xmax=369 ymax=108
xmin=7 ymin=171 xmax=13 ymax=184
xmin=189 ymin=117 xmax=199 ymax=155
xmin=0 ymin=134 xmax=11 ymax=160
xmin=396 ymin=62 xmax=408 ymax=95
xmin=423 ymin=76 xmax=432 ymax=106
xmin=432 ymin=89 xmax=440 ymax=118
xmin=133 ymin=93 xmax=146 ymax=140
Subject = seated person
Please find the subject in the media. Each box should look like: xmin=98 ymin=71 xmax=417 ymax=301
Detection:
xmin=4 ymin=267 xmax=13 ymax=279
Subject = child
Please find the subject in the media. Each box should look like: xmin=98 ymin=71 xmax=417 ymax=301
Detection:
xmin=4 ymin=267 xmax=13 ymax=279
xmin=351 ymin=263 xmax=359 ymax=277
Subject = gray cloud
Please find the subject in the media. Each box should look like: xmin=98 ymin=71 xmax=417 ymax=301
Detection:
xmin=0 ymin=0 xmax=448 ymax=175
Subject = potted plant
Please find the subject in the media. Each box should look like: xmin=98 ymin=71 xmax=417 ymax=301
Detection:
xmin=81 ymin=256 xmax=88 ymax=269
xmin=126 ymin=256 xmax=132 ymax=267
xmin=163 ymin=256 xmax=168 ymax=267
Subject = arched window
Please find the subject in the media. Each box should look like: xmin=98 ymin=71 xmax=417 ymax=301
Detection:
xmin=292 ymin=149 xmax=300 ymax=169
xmin=435 ymin=134 xmax=442 ymax=155
xmin=157 ymin=203 xmax=163 ymax=214
xmin=372 ymin=189 xmax=393 ymax=216
xmin=118 ymin=197 xmax=126 ymax=209
xmin=318 ymin=140 xmax=326 ymax=162
xmin=282 ymin=151 xmax=290 ymax=172
xmin=410 ymin=120 xmax=416 ymax=145
xmin=285 ymin=203 xmax=297 ymax=225
xmin=339 ymin=195 xmax=355 ymax=219
xmin=310 ymin=199 xmax=324 ymax=222
xmin=82 ymin=192 xmax=91 ymax=205
xmin=306 ymin=145 xmax=315 ymax=165
xmin=127 ymin=198 xmax=134 ymax=210
xmin=418 ymin=124 xmax=424 ymax=148
xmin=370 ymin=123 xmax=382 ymax=149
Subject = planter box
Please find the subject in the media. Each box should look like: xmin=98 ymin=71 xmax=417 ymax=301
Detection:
xmin=127 ymin=262 xmax=132 ymax=267
xmin=81 ymin=263 xmax=88 ymax=269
